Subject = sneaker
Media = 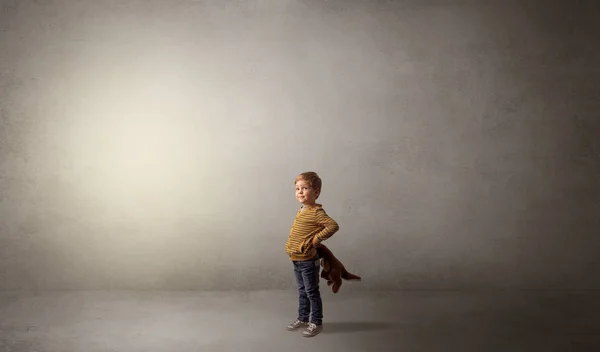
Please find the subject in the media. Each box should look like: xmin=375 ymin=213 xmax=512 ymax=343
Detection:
xmin=286 ymin=319 xmax=308 ymax=331
xmin=302 ymin=322 xmax=323 ymax=337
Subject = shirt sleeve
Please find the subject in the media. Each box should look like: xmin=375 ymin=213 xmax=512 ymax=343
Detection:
xmin=314 ymin=208 xmax=340 ymax=242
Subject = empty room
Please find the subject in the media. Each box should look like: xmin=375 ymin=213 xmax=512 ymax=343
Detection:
xmin=1 ymin=0 xmax=599 ymax=351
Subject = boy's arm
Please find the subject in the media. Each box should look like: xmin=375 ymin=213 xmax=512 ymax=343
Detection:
xmin=312 ymin=208 xmax=339 ymax=247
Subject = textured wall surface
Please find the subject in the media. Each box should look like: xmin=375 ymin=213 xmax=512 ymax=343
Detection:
xmin=0 ymin=0 xmax=598 ymax=290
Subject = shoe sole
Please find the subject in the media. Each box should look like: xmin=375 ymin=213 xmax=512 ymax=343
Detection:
xmin=286 ymin=325 xmax=307 ymax=331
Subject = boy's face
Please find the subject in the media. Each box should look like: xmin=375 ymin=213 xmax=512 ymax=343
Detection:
xmin=295 ymin=179 xmax=319 ymax=206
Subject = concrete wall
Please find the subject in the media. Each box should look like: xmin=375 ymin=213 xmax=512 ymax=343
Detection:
xmin=1 ymin=0 xmax=598 ymax=290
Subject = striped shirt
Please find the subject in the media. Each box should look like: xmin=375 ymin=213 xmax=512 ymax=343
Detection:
xmin=285 ymin=203 xmax=339 ymax=261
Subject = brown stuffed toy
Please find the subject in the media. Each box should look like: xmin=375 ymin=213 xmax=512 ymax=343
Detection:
xmin=315 ymin=244 xmax=361 ymax=293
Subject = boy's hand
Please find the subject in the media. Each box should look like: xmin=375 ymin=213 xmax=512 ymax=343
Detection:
xmin=312 ymin=237 xmax=322 ymax=248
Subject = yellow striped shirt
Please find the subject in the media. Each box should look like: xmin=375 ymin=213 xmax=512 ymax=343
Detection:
xmin=285 ymin=203 xmax=339 ymax=261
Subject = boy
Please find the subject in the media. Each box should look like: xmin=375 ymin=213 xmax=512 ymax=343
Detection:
xmin=285 ymin=171 xmax=339 ymax=337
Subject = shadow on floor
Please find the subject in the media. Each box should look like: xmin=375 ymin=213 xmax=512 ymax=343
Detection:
xmin=323 ymin=321 xmax=396 ymax=333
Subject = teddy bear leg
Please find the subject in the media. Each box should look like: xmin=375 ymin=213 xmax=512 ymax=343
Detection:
xmin=332 ymin=280 xmax=342 ymax=293
xmin=342 ymin=270 xmax=362 ymax=281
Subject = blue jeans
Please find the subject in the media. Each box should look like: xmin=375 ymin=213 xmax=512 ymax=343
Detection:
xmin=293 ymin=256 xmax=323 ymax=325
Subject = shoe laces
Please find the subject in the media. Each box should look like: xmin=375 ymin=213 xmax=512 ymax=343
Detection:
xmin=307 ymin=323 xmax=318 ymax=331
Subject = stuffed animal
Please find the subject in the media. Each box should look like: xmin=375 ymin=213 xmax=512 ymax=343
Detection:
xmin=316 ymin=244 xmax=361 ymax=293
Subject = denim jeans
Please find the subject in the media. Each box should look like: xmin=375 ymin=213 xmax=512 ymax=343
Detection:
xmin=293 ymin=256 xmax=323 ymax=325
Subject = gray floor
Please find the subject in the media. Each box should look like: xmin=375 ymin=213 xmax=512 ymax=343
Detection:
xmin=1 ymin=289 xmax=599 ymax=352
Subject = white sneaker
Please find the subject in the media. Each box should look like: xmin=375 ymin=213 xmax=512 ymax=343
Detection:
xmin=286 ymin=319 xmax=308 ymax=331
xmin=302 ymin=322 xmax=323 ymax=337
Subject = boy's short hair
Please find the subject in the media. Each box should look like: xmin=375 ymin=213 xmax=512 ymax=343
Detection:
xmin=295 ymin=171 xmax=322 ymax=198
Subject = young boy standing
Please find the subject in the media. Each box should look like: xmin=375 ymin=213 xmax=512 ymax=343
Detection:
xmin=285 ymin=171 xmax=339 ymax=337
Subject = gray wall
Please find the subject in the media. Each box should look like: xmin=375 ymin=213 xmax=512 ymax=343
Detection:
xmin=1 ymin=0 xmax=598 ymax=291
